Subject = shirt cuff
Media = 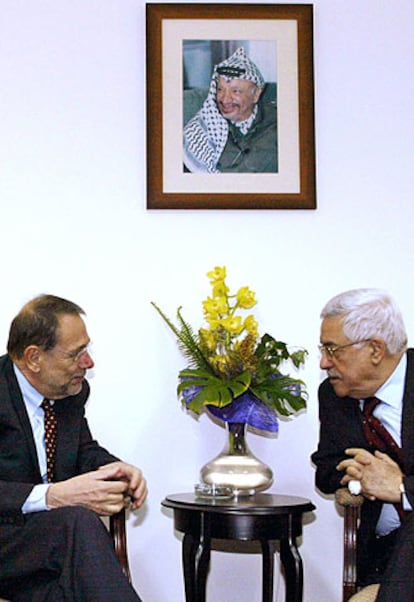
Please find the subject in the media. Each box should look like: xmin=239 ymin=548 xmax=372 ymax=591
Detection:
xmin=22 ymin=484 xmax=51 ymax=514
xmin=402 ymin=493 xmax=412 ymax=510
xmin=400 ymin=479 xmax=412 ymax=511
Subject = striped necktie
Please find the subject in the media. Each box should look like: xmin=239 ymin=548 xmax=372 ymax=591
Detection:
xmin=362 ymin=397 xmax=402 ymax=465
xmin=41 ymin=399 xmax=57 ymax=482
xmin=362 ymin=397 xmax=406 ymax=521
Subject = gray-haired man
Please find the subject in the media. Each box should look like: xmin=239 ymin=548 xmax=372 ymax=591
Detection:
xmin=312 ymin=288 xmax=414 ymax=601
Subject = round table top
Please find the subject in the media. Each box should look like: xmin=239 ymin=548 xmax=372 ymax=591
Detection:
xmin=162 ymin=492 xmax=315 ymax=515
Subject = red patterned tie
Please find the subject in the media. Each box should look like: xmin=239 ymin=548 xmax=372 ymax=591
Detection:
xmin=41 ymin=399 xmax=57 ymax=482
xmin=362 ymin=397 xmax=405 ymax=520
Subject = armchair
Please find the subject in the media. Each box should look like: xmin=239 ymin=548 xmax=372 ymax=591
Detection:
xmin=335 ymin=488 xmax=380 ymax=602
xmin=110 ymin=508 xmax=131 ymax=581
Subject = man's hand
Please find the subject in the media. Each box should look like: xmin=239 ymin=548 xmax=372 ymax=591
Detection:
xmin=337 ymin=447 xmax=403 ymax=502
xmin=98 ymin=461 xmax=148 ymax=510
xmin=46 ymin=462 xmax=147 ymax=515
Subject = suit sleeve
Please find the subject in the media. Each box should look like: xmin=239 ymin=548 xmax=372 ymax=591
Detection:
xmin=311 ymin=379 xmax=367 ymax=494
xmin=400 ymin=350 xmax=414 ymax=509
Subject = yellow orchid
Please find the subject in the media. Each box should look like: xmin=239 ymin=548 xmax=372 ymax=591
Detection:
xmin=220 ymin=315 xmax=244 ymax=335
xmin=212 ymin=281 xmax=229 ymax=298
xmin=203 ymin=296 xmax=228 ymax=317
xmin=205 ymin=316 xmax=221 ymax=329
xmin=244 ymin=315 xmax=259 ymax=337
xmin=236 ymin=286 xmax=257 ymax=309
xmin=207 ymin=266 xmax=226 ymax=283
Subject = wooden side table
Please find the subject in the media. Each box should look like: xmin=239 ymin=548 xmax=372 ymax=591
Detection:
xmin=162 ymin=492 xmax=315 ymax=602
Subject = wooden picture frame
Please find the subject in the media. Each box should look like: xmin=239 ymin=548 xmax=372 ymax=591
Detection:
xmin=146 ymin=3 xmax=316 ymax=210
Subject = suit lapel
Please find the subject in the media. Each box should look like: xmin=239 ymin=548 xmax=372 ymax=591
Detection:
xmin=3 ymin=357 xmax=42 ymax=477
xmin=401 ymin=349 xmax=414 ymax=471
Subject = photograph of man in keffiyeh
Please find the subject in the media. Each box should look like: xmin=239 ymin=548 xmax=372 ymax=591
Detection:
xmin=183 ymin=45 xmax=278 ymax=174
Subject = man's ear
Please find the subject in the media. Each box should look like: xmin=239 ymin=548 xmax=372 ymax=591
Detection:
xmin=369 ymin=338 xmax=386 ymax=365
xmin=23 ymin=345 xmax=42 ymax=373
xmin=253 ymin=86 xmax=263 ymax=104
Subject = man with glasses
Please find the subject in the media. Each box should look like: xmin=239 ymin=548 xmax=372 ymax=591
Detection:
xmin=312 ymin=288 xmax=414 ymax=601
xmin=0 ymin=294 xmax=147 ymax=601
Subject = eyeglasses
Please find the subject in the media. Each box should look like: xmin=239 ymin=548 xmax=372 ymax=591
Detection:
xmin=55 ymin=345 xmax=92 ymax=363
xmin=318 ymin=339 xmax=372 ymax=358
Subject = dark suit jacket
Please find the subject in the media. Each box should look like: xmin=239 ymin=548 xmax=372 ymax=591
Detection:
xmin=311 ymin=348 xmax=414 ymax=579
xmin=0 ymin=354 xmax=118 ymax=523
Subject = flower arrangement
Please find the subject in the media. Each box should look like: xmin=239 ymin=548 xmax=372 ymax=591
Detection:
xmin=152 ymin=266 xmax=308 ymax=433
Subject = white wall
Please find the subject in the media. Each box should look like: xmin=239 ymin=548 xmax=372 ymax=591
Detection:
xmin=1 ymin=1 xmax=414 ymax=600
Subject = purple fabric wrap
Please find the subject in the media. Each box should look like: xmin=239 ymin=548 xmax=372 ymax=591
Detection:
xmin=181 ymin=383 xmax=278 ymax=432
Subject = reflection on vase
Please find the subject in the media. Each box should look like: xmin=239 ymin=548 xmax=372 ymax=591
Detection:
xmin=200 ymin=422 xmax=273 ymax=497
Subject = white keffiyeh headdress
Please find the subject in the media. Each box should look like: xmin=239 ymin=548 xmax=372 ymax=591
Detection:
xmin=183 ymin=47 xmax=265 ymax=173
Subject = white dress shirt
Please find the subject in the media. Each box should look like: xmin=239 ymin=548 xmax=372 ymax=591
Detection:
xmin=13 ymin=365 xmax=52 ymax=513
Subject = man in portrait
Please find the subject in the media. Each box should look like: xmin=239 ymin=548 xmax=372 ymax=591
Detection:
xmin=183 ymin=46 xmax=277 ymax=174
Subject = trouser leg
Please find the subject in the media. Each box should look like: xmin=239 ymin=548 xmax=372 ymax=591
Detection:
xmin=0 ymin=506 xmax=142 ymax=602
xmin=376 ymin=511 xmax=414 ymax=601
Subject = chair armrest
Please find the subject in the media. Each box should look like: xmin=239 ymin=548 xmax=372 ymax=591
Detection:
xmin=335 ymin=488 xmax=365 ymax=601
xmin=335 ymin=487 xmax=365 ymax=507
xmin=110 ymin=508 xmax=131 ymax=581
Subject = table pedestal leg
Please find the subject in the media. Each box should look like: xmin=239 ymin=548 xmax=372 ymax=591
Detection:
xmin=182 ymin=515 xmax=211 ymax=602
xmin=280 ymin=536 xmax=303 ymax=602
xmin=260 ymin=541 xmax=275 ymax=602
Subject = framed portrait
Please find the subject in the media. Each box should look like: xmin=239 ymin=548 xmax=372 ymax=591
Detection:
xmin=146 ymin=3 xmax=316 ymax=210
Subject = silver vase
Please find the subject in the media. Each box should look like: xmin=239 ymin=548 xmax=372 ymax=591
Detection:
xmin=200 ymin=422 xmax=273 ymax=497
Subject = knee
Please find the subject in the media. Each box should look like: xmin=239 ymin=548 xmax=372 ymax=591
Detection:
xmin=51 ymin=506 xmax=106 ymax=534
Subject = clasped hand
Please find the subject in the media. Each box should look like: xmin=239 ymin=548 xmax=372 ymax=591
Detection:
xmin=46 ymin=461 xmax=147 ymax=515
xmin=337 ymin=447 xmax=402 ymax=502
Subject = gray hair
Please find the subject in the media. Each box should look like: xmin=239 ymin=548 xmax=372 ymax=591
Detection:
xmin=321 ymin=288 xmax=407 ymax=355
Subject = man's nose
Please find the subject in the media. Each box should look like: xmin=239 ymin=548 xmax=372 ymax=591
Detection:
xmin=319 ymin=353 xmax=333 ymax=370
xmin=79 ymin=351 xmax=94 ymax=369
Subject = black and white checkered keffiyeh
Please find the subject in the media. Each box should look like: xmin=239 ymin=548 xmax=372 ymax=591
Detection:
xmin=183 ymin=47 xmax=265 ymax=173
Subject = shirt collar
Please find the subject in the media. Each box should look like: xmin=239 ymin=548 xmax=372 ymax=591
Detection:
xmin=374 ymin=353 xmax=407 ymax=409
